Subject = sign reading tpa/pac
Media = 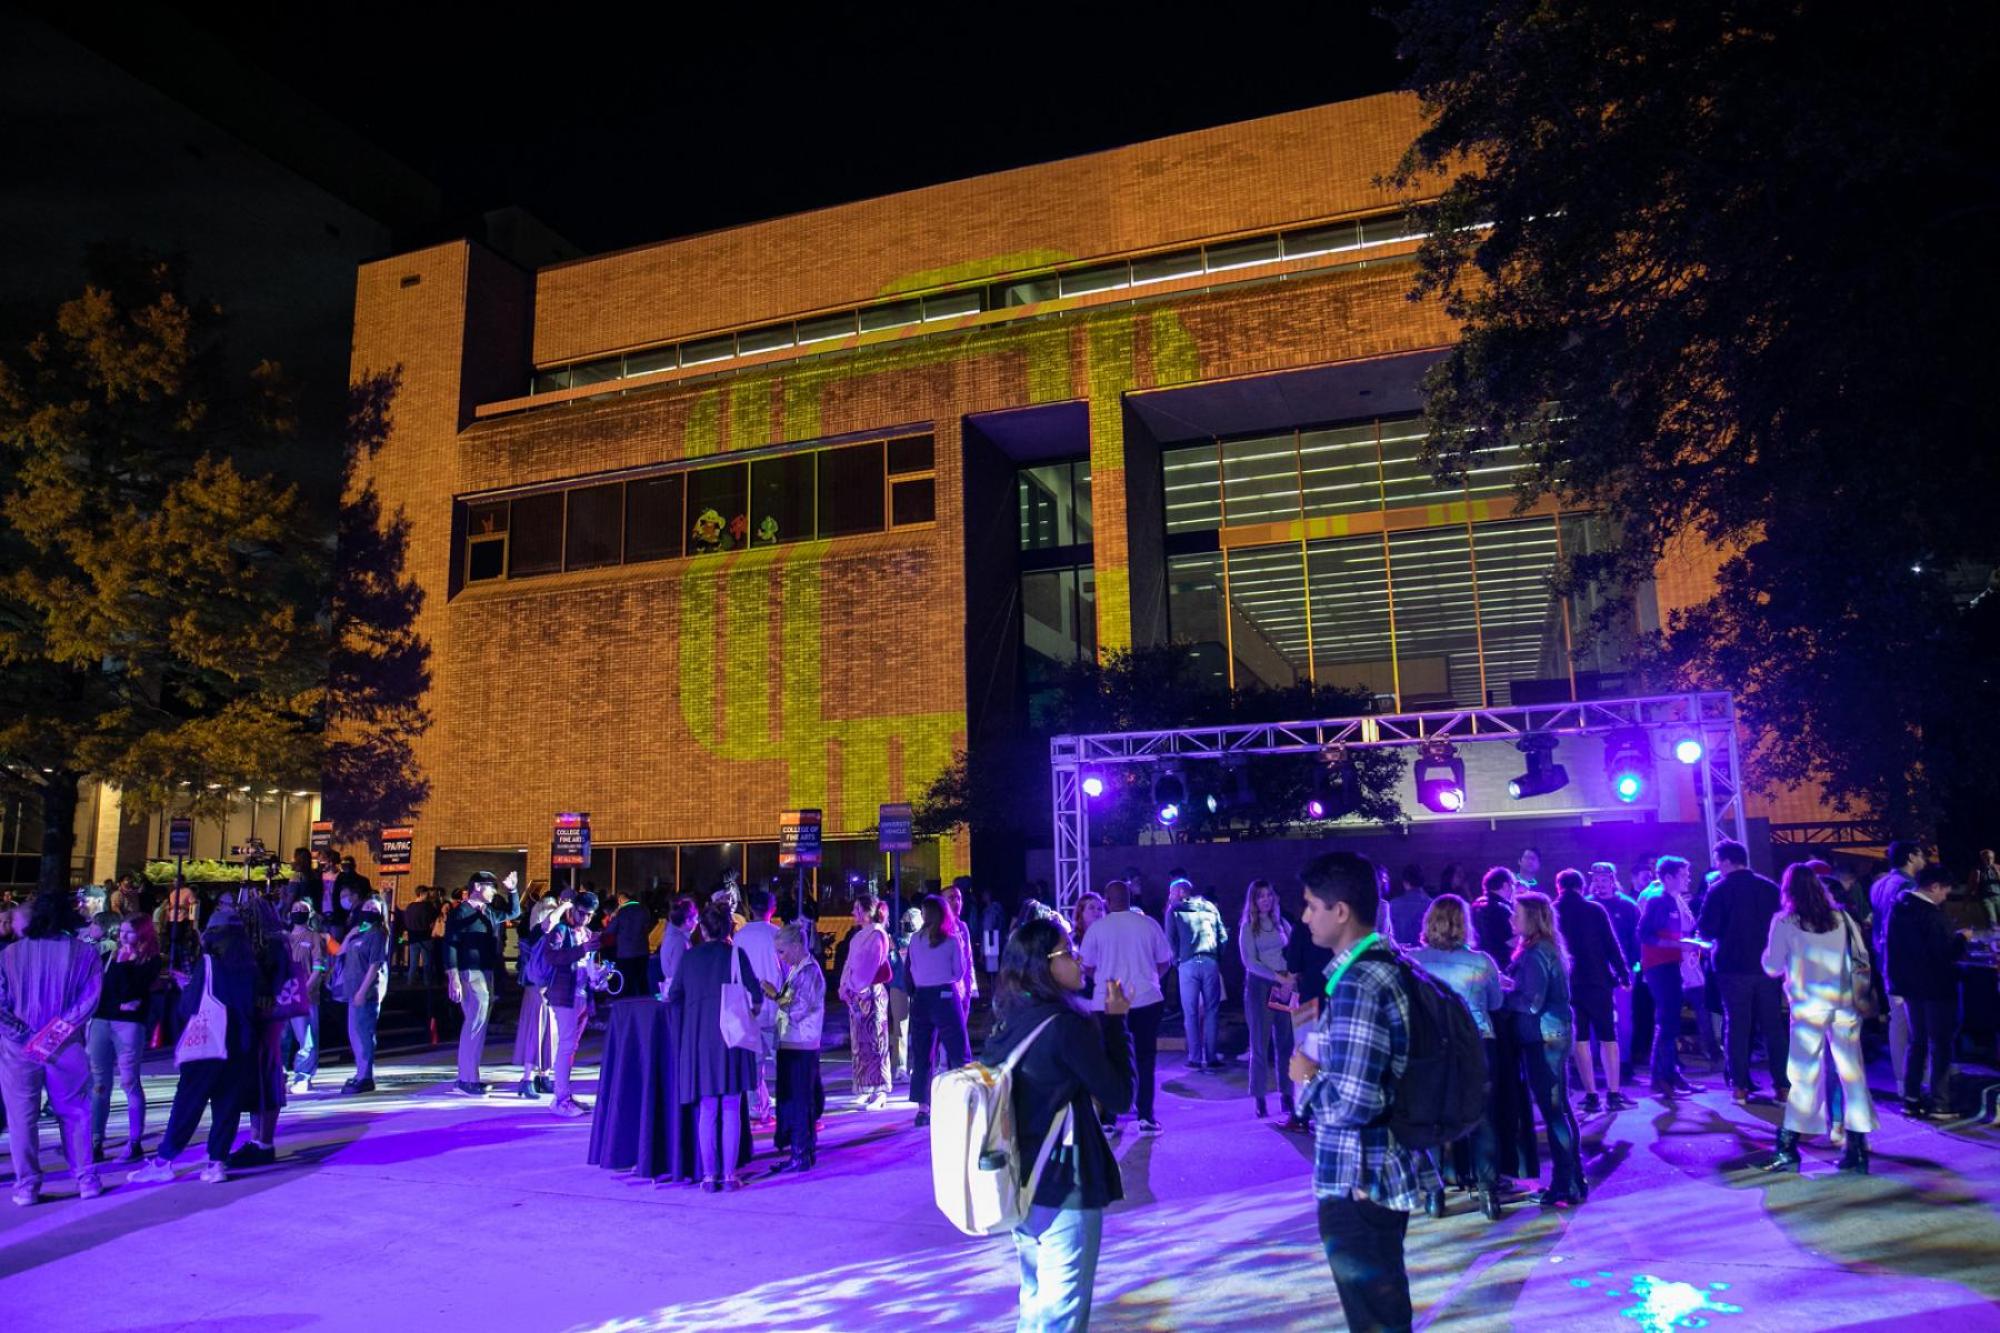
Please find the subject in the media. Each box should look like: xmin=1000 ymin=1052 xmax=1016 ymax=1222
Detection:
xmin=778 ymin=809 xmax=822 ymax=867
xmin=877 ymin=803 xmax=914 ymax=853
xmin=168 ymin=817 xmax=193 ymax=858
xmin=310 ymin=820 xmax=334 ymax=856
xmin=377 ymin=826 xmax=414 ymax=877
xmin=552 ymin=812 xmax=592 ymax=869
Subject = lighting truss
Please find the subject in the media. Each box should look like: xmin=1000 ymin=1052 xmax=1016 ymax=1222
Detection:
xmin=1049 ymin=691 xmax=1745 ymax=912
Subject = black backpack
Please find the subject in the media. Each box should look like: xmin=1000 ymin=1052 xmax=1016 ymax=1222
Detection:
xmin=1375 ymin=946 xmax=1489 ymax=1151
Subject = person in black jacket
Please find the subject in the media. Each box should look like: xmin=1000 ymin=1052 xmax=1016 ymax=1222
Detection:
xmin=981 ymin=914 xmax=1132 ymax=1333
xmin=1553 ymin=869 xmax=1634 ymax=1114
xmin=443 ymin=870 xmax=521 ymax=1096
xmin=1696 ymin=841 xmax=1787 ymax=1105
xmin=1886 ymin=865 xmax=1972 ymax=1118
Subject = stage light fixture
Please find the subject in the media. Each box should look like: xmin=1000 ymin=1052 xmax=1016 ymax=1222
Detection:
xmin=1602 ymin=729 xmax=1653 ymax=804
xmin=1153 ymin=768 xmax=1186 ymax=826
xmin=1507 ymin=734 xmax=1570 ymax=800
xmin=1305 ymin=746 xmax=1361 ymax=821
xmin=1673 ymin=736 xmax=1705 ymax=766
xmin=1415 ymin=741 xmax=1467 ymax=814
xmin=1080 ymin=773 xmax=1106 ymax=799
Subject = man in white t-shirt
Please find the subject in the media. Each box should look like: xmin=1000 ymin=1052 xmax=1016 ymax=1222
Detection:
xmin=734 ymin=888 xmax=784 ymax=1123
xmin=1079 ymin=878 xmax=1173 ymax=1133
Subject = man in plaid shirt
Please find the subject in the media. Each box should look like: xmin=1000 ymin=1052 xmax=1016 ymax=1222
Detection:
xmin=1289 ymin=850 xmax=1437 ymax=1332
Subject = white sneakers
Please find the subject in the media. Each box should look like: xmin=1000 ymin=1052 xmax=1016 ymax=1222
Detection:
xmin=552 ymin=1097 xmax=590 ymax=1118
xmin=129 ymin=1158 xmax=177 ymax=1184
xmin=77 ymin=1175 xmax=104 ymax=1201
xmin=10 ymin=1182 xmax=38 ymax=1207
xmin=199 ymin=1160 xmax=229 ymax=1184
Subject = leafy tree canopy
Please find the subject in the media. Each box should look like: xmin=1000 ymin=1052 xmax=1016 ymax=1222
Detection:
xmin=0 ymin=257 xmax=427 ymax=890
xmin=1385 ymin=1 xmax=2000 ymax=836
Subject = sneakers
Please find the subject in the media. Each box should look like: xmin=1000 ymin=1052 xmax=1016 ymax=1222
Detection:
xmin=199 ymin=1159 xmax=229 ymax=1184
xmin=10 ymin=1182 xmax=39 ymax=1207
xmin=226 ymin=1143 xmax=277 ymax=1169
xmin=1137 ymin=1117 xmax=1163 ymax=1134
xmin=1103 ymin=1117 xmax=1123 ymax=1135
xmin=288 ymin=1073 xmax=313 ymax=1093
xmin=452 ymin=1080 xmax=489 ymax=1097
xmin=77 ymin=1174 xmax=104 ymax=1201
xmin=129 ymin=1158 xmax=177 ymax=1184
xmin=115 ymin=1142 xmax=145 ymax=1165
xmin=1730 ymin=1087 xmax=1752 ymax=1107
xmin=552 ymin=1097 xmax=590 ymax=1118
xmin=1580 ymin=1092 xmax=1603 ymax=1115
xmin=342 ymin=1077 xmax=376 ymax=1095
xmin=1606 ymin=1091 xmax=1637 ymax=1112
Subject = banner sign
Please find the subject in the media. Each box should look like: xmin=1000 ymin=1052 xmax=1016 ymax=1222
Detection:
xmin=552 ymin=812 xmax=592 ymax=869
xmin=778 ymin=809 xmax=822 ymax=868
xmin=377 ymin=826 xmax=414 ymax=876
xmin=877 ymin=803 xmax=914 ymax=853
xmin=168 ymin=817 xmax=193 ymax=858
xmin=310 ymin=820 xmax=335 ymax=855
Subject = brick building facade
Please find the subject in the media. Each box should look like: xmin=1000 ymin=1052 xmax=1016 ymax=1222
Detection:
xmin=348 ymin=91 xmax=1806 ymax=901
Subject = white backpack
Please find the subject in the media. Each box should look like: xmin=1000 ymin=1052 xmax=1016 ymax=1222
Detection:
xmin=931 ymin=1013 xmax=1071 ymax=1237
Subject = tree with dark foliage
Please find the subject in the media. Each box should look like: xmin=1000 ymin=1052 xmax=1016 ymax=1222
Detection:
xmin=1384 ymin=1 xmax=2000 ymax=838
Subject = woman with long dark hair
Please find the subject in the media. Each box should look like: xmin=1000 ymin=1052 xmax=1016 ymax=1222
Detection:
xmin=1759 ymin=863 xmax=1876 ymax=1173
xmin=668 ymin=900 xmax=763 ymax=1190
xmin=904 ymin=894 xmax=971 ymax=1128
xmin=88 ymin=915 xmax=162 ymax=1163
xmin=1504 ymin=891 xmax=1585 ymax=1207
xmin=982 ymin=915 xmax=1133 ymax=1333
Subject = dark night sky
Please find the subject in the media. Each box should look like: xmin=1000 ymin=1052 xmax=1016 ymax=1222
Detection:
xmin=168 ymin=1 xmax=1406 ymax=254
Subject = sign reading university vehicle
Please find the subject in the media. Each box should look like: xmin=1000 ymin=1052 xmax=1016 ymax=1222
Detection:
xmin=552 ymin=812 xmax=592 ymax=868
xmin=877 ymin=803 xmax=914 ymax=853
xmin=778 ymin=809 xmax=822 ymax=867
xmin=377 ymin=827 xmax=415 ymax=876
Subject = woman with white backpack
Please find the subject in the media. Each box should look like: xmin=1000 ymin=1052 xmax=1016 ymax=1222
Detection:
xmin=668 ymin=899 xmax=764 ymax=1192
xmin=980 ymin=915 xmax=1133 ymax=1333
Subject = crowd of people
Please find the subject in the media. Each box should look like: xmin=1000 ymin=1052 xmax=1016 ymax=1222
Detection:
xmin=1 ymin=836 xmax=1992 ymax=1333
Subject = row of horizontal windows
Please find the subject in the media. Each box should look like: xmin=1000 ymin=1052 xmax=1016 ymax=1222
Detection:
xmin=461 ymin=434 xmax=936 ymax=585
xmin=526 ymin=212 xmax=1426 ymax=398
xmin=1162 ymin=416 xmax=1527 ymax=534
xmin=1166 ymin=514 xmax=1629 ymax=712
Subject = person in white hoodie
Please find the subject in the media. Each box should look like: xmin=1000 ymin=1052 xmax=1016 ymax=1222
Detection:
xmin=1759 ymin=863 xmax=1876 ymax=1175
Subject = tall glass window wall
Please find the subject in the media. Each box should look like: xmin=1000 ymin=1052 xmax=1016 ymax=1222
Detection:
xmin=1018 ymin=460 xmax=1095 ymax=725
xmin=1163 ymin=417 xmax=1636 ymax=709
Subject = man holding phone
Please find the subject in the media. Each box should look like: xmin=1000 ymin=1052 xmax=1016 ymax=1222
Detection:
xmin=443 ymin=870 xmax=520 ymax=1096
xmin=1077 ymin=879 xmax=1172 ymax=1133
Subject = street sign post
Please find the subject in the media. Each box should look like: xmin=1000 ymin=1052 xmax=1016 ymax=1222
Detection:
xmin=552 ymin=812 xmax=592 ymax=891
xmin=779 ymin=809 xmax=822 ymax=920
xmin=878 ymin=802 xmax=913 ymax=926
xmin=169 ymin=815 xmax=192 ymax=883
xmin=377 ymin=827 xmax=414 ymax=876
xmin=310 ymin=820 xmax=334 ymax=857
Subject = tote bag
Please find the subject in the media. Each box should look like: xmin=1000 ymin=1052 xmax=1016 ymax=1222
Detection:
xmin=174 ymin=958 xmax=229 ymax=1066
xmin=719 ymin=948 xmax=760 ymax=1051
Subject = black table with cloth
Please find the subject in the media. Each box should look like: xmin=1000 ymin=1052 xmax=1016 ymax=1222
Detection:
xmin=588 ymin=998 xmax=751 ymax=1180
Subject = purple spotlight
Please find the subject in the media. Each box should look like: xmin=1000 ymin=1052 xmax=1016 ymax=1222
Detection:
xmin=1673 ymin=737 xmax=1704 ymax=766
xmin=1081 ymin=774 xmax=1105 ymax=798
xmin=1306 ymin=796 xmax=1328 ymax=819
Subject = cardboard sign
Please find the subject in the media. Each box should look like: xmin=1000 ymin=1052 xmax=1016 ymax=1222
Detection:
xmin=310 ymin=820 xmax=334 ymax=855
xmin=377 ymin=826 xmax=414 ymax=876
xmin=552 ymin=812 xmax=592 ymax=869
xmin=168 ymin=817 xmax=193 ymax=858
xmin=878 ymin=803 xmax=914 ymax=853
xmin=778 ymin=809 xmax=822 ymax=868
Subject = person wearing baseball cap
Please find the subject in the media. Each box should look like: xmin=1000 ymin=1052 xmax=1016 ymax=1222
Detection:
xmin=338 ymin=897 xmax=390 ymax=1095
xmin=442 ymin=870 xmax=521 ymax=1096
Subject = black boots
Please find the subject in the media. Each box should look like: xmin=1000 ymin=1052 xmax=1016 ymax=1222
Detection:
xmin=1424 ymin=1188 xmax=1447 ymax=1219
xmin=1477 ymin=1185 xmax=1503 ymax=1221
xmin=1837 ymin=1131 xmax=1870 ymax=1175
xmin=1255 ymin=1096 xmax=1268 ymax=1119
xmin=1760 ymin=1128 xmax=1802 ymax=1172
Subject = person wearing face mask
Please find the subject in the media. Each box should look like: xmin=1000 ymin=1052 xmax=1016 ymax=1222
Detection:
xmin=335 ymin=897 xmax=391 ymax=1095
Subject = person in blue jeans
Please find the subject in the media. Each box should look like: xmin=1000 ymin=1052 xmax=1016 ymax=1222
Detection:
xmin=1168 ymin=880 xmax=1228 ymax=1070
xmin=282 ymin=901 xmax=324 ymax=1092
xmin=338 ymin=899 xmax=390 ymax=1094
xmin=983 ymin=914 xmax=1133 ymax=1333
